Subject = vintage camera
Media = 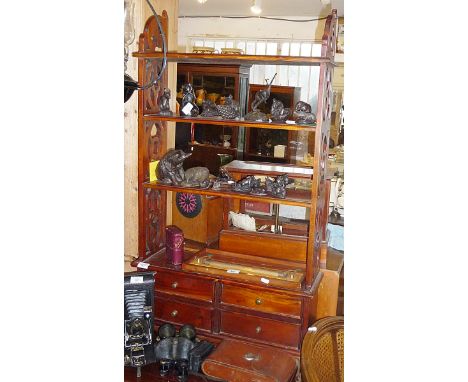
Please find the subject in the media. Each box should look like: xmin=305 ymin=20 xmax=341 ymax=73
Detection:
xmin=124 ymin=272 xmax=156 ymax=374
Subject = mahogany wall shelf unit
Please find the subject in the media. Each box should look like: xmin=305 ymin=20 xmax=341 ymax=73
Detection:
xmin=132 ymin=10 xmax=338 ymax=356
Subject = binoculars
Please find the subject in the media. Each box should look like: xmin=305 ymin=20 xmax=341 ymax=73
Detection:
xmin=154 ymin=323 xmax=214 ymax=380
xmin=155 ymin=324 xmax=197 ymax=380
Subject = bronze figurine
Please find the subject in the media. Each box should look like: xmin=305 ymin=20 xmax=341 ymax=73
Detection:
xmin=293 ymin=101 xmax=316 ymax=124
xmin=232 ymin=175 xmax=261 ymax=193
xmin=270 ymin=98 xmax=290 ymax=122
xmin=180 ymin=83 xmax=200 ymax=117
xmin=156 ymin=149 xmax=192 ymax=185
xmin=157 ymin=88 xmax=173 ymax=116
xmin=216 ymin=95 xmax=240 ymax=119
xmin=200 ymin=99 xmax=221 ymax=118
xmin=181 ymin=167 xmax=211 ymax=188
xmin=244 ymin=74 xmax=277 ymax=122
xmin=265 ymin=174 xmax=289 ymax=199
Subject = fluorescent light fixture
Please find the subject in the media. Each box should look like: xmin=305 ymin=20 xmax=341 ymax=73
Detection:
xmin=198 ymin=0 xmax=208 ymax=4
xmin=251 ymin=0 xmax=262 ymax=14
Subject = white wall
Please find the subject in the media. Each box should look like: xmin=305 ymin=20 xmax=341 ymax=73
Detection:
xmin=178 ymin=16 xmax=327 ymax=51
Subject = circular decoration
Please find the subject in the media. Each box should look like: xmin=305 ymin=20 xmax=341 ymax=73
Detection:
xmin=176 ymin=192 xmax=202 ymax=218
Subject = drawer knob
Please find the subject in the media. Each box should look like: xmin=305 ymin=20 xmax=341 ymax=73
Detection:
xmin=255 ymin=326 xmax=262 ymax=334
xmin=171 ymin=310 xmax=178 ymax=317
xmin=255 ymin=298 xmax=263 ymax=305
xmin=171 ymin=281 xmax=178 ymax=289
xmin=244 ymin=353 xmax=260 ymax=361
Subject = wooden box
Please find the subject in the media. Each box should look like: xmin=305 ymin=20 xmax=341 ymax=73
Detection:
xmin=172 ymin=193 xmax=223 ymax=245
xmin=202 ymin=339 xmax=297 ymax=382
xmin=219 ymin=228 xmax=307 ymax=263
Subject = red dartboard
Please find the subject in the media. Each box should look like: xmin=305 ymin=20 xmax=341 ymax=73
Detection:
xmin=175 ymin=192 xmax=202 ymax=218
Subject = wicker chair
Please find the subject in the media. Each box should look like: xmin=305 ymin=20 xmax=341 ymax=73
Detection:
xmin=301 ymin=316 xmax=344 ymax=382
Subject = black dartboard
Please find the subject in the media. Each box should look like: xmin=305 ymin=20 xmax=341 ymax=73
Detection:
xmin=175 ymin=192 xmax=202 ymax=218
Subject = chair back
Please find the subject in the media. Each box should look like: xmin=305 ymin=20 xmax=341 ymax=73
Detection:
xmin=301 ymin=316 xmax=344 ymax=382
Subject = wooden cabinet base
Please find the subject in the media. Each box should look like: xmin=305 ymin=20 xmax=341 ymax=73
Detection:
xmin=138 ymin=249 xmax=322 ymax=355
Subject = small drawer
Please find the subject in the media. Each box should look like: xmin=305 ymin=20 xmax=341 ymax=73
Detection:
xmin=155 ymin=297 xmax=212 ymax=331
xmin=220 ymin=311 xmax=300 ymax=349
xmin=155 ymin=270 xmax=214 ymax=302
xmin=221 ymin=284 xmax=302 ymax=318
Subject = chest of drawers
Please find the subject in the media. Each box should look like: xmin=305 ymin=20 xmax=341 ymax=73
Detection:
xmin=138 ymin=251 xmax=322 ymax=354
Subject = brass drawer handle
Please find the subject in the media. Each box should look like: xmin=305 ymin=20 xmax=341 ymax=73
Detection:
xmin=171 ymin=310 xmax=178 ymax=317
xmin=171 ymin=281 xmax=178 ymax=289
xmin=244 ymin=352 xmax=260 ymax=361
xmin=255 ymin=326 xmax=262 ymax=334
xmin=255 ymin=298 xmax=263 ymax=305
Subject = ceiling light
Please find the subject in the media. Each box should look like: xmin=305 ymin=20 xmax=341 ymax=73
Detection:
xmin=198 ymin=0 xmax=208 ymax=4
xmin=250 ymin=0 xmax=262 ymax=15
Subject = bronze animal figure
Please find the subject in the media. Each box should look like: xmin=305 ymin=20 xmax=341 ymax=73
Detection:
xmin=251 ymin=73 xmax=277 ymax=111
xmin=156 ymin=149 xmax=192 ymax=185
xmin=158 ymin=88 xmax=173 ymax=116
xmin=270 ymin=98 xmax=291 ymax=122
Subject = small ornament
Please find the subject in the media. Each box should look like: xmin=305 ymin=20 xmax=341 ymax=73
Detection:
xmin=180 ymin=167 xmax=211 ymax=188
xmin=212 ymin=167 xmax=235 ymax=191
xmin=245 ymin=74 xmax=277 ymax=122
xmin=293 ymin=101 xmax=316 ymax=124
xmin=265 ymin=174 xmax=290 ymax=199
xmin=216 ymin=95 xmax=240 ymax=119
xmin=180 ymin=83 xmax=199 ymax=117
xmin=270 ymin=98 xmax=290 ymax=122
xmin=157 ymin=88 xmax=173 ymax=116
xmin=200 ymin=99 xmax=221 ymax=117
xmin=156 ymin=149 xmax=192 ymax=185
xmin=195 ymin=89 xmax=206 ymax=106
xmin=232 ymin=175 xmax=261 ymax=193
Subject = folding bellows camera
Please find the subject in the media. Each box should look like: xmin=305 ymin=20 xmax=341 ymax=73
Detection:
xmin=124 ymin=272 xmax=157 ymax=369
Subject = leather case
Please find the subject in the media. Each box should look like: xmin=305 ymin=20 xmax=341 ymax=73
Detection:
xmin=165 ymin=225 xmax=184 ymax=265
xmin=201 ymin=339 xmax=297 ymax=382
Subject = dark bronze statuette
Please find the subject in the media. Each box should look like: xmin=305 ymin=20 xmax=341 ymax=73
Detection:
xmin=156 ymin=149 xmax=192 ymax=185
xmin=270 ymin=98 xmax=290 ymax=122
xmin=244 ymin=73 xmax=277 ymax=122
xmin=293 ymin=101 xmax=316 ymax=124
xmin=180 ymin=83 xmax=200 ymax=117
xmin=200 ymin=99 xmax=221 ymax=117
xmin=157 ymin=88 xmax=173 ymax=116
xmin=265 ymin=174 xmax=290 ymax=199
xmin=216 ymin=95 xmax=240 ymax=120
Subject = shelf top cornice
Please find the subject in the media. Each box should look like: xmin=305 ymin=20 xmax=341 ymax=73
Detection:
xmin=132 ymin=51 xmax=334 ymax=66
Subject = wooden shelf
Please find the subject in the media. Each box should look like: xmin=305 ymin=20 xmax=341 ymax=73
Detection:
xmin=143 ymin=181 xmax=312 ymax=207
xmin=224 ymin=160 xmax=313 ymax=179
xmin=246 ymin=153 xmax=288 ymax=161
xmin=132 ymin=52 xmax=333 ymax=66
xmin=189 ymin=142 xmax=237 ymax=151
xmin=143 ymin=114 xmax=316 ymax=132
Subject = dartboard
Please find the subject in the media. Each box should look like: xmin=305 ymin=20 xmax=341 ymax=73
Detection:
xmin=176 ymin=192 xmax=202 ymax=218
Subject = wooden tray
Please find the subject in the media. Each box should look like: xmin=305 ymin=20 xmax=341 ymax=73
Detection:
xmin=182 ymin=248 xmax=305 ymax=290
